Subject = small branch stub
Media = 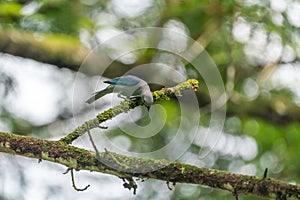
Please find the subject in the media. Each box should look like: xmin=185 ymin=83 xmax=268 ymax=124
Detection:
xmin=122 ymin=177 xmax=137 ymax=195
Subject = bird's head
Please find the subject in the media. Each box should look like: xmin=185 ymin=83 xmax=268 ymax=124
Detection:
xmin=142 ymin=90 xmax=153 ymax=111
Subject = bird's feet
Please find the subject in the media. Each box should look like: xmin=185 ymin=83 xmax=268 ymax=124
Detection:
xmin=129 ymin=95 xmax=141 ymax=101
xmin=117 ymin=93 xmax=127 ymax=100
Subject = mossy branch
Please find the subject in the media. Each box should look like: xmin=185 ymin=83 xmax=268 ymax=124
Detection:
xmin=59 ymin=79 xmax=199 ymax=144
xmin=0 ymin=131 xmax=300 ymax=199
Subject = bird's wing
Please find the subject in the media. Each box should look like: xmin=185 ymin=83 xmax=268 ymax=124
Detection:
xmin=86 ymin=85 xmax=114 ymax=104
xmin=104 ymin=75 xmax=140 ymax=86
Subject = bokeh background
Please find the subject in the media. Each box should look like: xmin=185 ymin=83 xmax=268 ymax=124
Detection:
xmin=1 ymin=0 xmax=300 ymax=199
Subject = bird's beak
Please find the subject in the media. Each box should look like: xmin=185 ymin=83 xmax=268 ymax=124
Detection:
xmin=146 ymin=105 xmax=150 ymax=111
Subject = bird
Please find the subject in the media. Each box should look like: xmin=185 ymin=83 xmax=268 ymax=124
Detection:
xmin=86 ymin=75 xmax=153 ymax=108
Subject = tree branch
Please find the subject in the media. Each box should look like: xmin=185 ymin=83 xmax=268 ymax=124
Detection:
xmin=0 ymin=27 xmax=88 ymax=70
xmin=59 ymin=79 xmax=199 ymax=144
xmin=0 ymin=131 xmax=300 ymax=199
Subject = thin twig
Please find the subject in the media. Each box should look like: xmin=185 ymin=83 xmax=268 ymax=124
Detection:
xmin=86 ymin=122 xmax=101 ymax=161
xmin=63 ymin=168 xmax=90 ymax=192
xmin=70 ymin=169 xmax=90 ymax=191
xmin=263 ymin=168 xmax=268 ymax=179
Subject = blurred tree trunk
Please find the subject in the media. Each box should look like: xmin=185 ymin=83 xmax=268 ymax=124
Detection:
xmin=0 ymin=27 xmax=88 ymax=70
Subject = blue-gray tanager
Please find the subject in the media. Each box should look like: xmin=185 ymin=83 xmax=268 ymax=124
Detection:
xmin=86 ymin=75 xmax=153 ymax=107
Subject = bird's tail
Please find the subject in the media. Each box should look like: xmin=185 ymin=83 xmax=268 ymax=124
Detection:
xmin=86 ymin=86 xmax=114 ymax=104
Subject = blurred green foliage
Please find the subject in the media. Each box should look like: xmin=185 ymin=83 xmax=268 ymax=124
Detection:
xmin=1 ymin=0 xmax=300 ymax=199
